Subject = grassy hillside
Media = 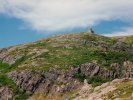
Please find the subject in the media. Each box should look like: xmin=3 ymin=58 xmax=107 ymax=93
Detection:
xmin=1 ymin=33 xmax=132 ymax=71
xmin=0 ymin=32 xmax=132 ymax=99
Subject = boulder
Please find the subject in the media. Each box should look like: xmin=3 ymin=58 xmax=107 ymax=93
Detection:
xmin=113 ymin=41 xmax=128 ymax=51
xmin=0 ymin=86 xmax=14 ymax=100
xmin=123 ymin=61 xmax=133 ymax=78
xmin=80 ymin=63 xmax=100 ymax=77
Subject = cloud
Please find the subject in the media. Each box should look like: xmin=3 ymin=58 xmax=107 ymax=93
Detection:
xmin=103 ymin=26 xmax=133 ymax=37
xmin=0 ymin=0 xmax=133 ymax=32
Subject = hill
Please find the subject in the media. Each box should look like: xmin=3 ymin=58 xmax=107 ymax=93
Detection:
xmin=0 ymin=32 xmax=133 ymax=100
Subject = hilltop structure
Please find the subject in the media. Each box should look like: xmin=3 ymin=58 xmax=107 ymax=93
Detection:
xmin=89 ymin=27 xmax=95 ymax=34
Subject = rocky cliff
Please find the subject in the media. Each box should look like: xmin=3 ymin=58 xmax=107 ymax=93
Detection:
xmin=0 ymin=32 xmax=133 ymax=100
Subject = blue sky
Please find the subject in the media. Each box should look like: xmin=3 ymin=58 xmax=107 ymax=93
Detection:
xmin=0 ymin=0 xmax=133 ymax=48
xmin=0 ymin=16 xmax=43 ymax=48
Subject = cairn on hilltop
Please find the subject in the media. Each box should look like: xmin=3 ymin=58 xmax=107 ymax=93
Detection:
xmin=89 ymin=27 xmax=95 ymax=34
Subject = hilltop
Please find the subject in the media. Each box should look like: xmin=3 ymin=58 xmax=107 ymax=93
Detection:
xmin=0 ymin=32 xmax=133 ymax=100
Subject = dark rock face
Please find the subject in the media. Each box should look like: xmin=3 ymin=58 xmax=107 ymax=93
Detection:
xmin=8 ymin=71 xmax=43 ymax=92
xmin=113 ymin=42 xmax=128 ymax=51
xmin=7 ymin=61 xmax=133 ymax=96
xmin=79 ymin=63 xmax=117 ymax=79
xmin=124 ymin=61 xmax=133 ymax=78
xmin=76 ymin=62 xmax=133 ymax=79
xmin=80 ymin=63 xmax=100 ymax=77
xmin=8 ymin=69 xmax=81 ymax=95
xmin=0 ymin=86 xmax=14 ymax=100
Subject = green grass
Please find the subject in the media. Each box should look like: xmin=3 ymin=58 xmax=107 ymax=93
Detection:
xmin=14 ymin=33 xmax=132 ymax=71
xmin=0 ymin=74 xmax=31 ymax=100
xmin=115 ymin=80 xmax=133 ymax=98
xmin=86 ymin=76 xmax=110 ymax=87
xmin=74 ymin=72 xmax=109 ymax=87
xmin=125 ymin=36 xmax=133 ymax=44
xmin=37 ymin=44 xmax=133 ymax=71
xmin=107 ymin=80 xmax=133 ymax=99
xmin=0 ymin=60 xmax=31 ymax=100
xmin=0 ymin=32 xmax=132 ymax=99
xmin=83 ymin=33 xmax=117 ymax=45
xmin=0 ymin=61 xmax=11 ymax=73
xmin=10 ymin=56 xmax=28 ymax=68
xmin=0 ymin=55 xmax=29 ymax=73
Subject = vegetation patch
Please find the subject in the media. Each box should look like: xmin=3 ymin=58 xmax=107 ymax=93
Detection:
xmin=0 ymin=74 xmax=31 ymax=100
xmin=74 ymin=72 xmax=109 ymax=87
xmin=0 ymin=61 xmax=10 ymax=73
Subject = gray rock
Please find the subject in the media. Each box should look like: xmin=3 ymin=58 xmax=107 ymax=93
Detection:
xmin=123 ymin=61 xmax=133 ymax=78
xmin=113 ymin=41 xmax=128 ymax=51
xmin=91 ymin=66 xmax=100 ymax=77
xmin=0 ymin=86 xmax=14 ymax=100
xmin=8 ymin=71 xmax=43 ymax=92
xmin=79 ymin=62 xmax=122 ymax=79
xmin=80 ymin=63 xmax=99 ymax=76
xmin=3 ymin=54 xmax=24 ymax=65
xmin=8 ymin=69 xmax=81 ymax=95
xmin=0 ymin=49 xmax=8 ymax=60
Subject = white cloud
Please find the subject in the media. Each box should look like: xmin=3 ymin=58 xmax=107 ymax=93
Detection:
xmin=0 ymin=0 xmax=133 ymax=32
xmin=103 ymin=26 xmax=133 ymax=37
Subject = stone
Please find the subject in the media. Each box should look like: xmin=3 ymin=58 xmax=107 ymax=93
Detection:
xmin=0 ymin=86 xmax=14 ymax=100
xmin=80 ymin=63 xmax=100 ymax=76
xmin=113 ymin=41 xmax=128 ymax=51
xmin=8 ymin=69 xmax=81 ymax=95
xmin=3 ymin=54 xmax=24 ymax=65
xmin=8 ymin=71 xmax=43 ymax=92
xmin=123 ymin=61 xmax=133 ymax=78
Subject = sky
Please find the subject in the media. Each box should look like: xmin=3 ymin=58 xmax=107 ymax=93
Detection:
xmin=0 ymin=0 xmax=133 ymax=48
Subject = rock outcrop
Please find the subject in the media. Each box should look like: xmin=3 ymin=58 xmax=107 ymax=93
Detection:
xmin=124 ymin=61 xmax=133 ymax=78
xmin=113 ymin=41 xmax=128 ymax=51
xmin=0 ymin=47 xmax=25 ymax=65
xmin=8 ymin=71 xmax=43 ymax=92
xmin=8 ymin=69 xmax=81 ymax=95
xmin=0 ymin=86 xmax=14 ymax=100
xmin=77 ymin=63 xmax=121 ymax=79
xmin=7 ymin=61 xmax=133 ymax=96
